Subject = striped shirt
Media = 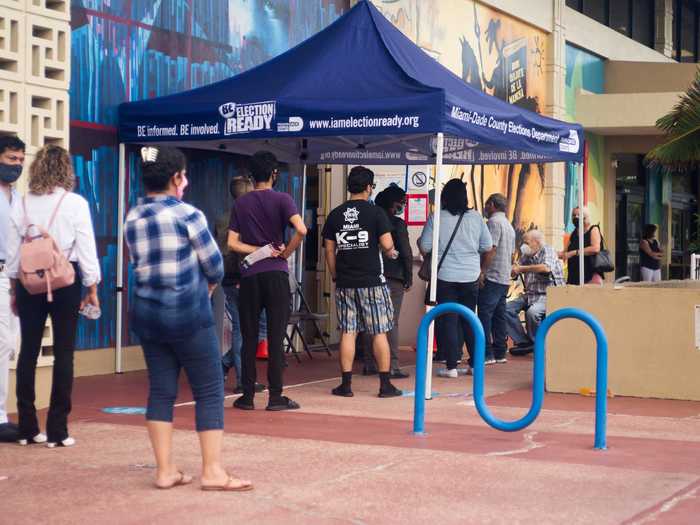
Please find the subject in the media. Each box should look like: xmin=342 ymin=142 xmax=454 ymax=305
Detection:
xmin=125 ymin=195 xmax=223 ymax=341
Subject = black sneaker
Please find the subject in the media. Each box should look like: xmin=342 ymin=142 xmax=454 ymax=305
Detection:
xmin=509 ymin=344 xmax=534 ymax=356
xmin=266 ymin=396 xmax=300 ymax=411
xmin=378 ymin=384 xmax=403 ymax=398
xmin=390 ymin=369 xmax=410 ymax=379
xmin=331 ymin=384 xmax=354 ymax=397
xmin=233 ymin=396 xmax=254 ymax=410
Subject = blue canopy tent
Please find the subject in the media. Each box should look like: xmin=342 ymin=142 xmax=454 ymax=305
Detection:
xmin=117 ymin=0 xmax=586 ymax=381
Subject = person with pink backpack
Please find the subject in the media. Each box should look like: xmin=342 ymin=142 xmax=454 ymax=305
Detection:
xmin=5 ymin=145 xmax=101 ymax=448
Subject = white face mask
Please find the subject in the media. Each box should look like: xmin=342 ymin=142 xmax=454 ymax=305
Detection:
xmin=520 ymin=244 xmax=533 ymax=257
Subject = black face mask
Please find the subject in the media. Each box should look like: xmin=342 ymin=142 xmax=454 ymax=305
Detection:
xmin=0 ymin=164 xmax=22 ymax=184
xmin=572 ymin=217 xmax=580 ymax=228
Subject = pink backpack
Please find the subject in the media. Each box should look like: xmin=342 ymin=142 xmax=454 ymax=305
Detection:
xmin=18 ymin=192 xmax=75 ymax=302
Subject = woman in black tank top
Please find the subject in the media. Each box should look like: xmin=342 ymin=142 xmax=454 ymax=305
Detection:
xmin=639 ymin=224 xmax=663 ymax=282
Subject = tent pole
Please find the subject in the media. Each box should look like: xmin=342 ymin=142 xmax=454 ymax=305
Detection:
xmin=296 ymin=164 xmax=307 ymax=300
xmin=115 ymin=143 xmax=126 ymax=374
xmin=577 ymin=162 xmax=585 ymax=286
xmin=425 ymin=132 xmax=445 ymax=400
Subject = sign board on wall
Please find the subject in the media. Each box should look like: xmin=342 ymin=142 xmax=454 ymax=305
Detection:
xmin=408 ymin=165 xmax=430 ymax=192
xmin=406 ymin=194 xmax=428 ymax=226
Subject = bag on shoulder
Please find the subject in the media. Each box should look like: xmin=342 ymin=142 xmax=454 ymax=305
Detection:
xmin=418 ymin=212 xmax=465 ymax=282
xmin=592 ymin=225 xmax=614 ymax=274
xmin=18 ymin=193 xmax=75 ymax=302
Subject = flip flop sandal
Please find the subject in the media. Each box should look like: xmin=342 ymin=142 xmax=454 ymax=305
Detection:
xmin=156 ymin=471 xmax=192 ymax=490
xmin=201 ymin=477 xmax=254 ymax=492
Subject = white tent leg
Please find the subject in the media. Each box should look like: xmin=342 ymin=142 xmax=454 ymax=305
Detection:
xmin=115 ymin=144 xmax=126 ymax=373
xmin=296 ymin=164 xmax=307 ymax=293
xmin=577 ymin=162 xmax=585 ymax=286
xmin=425 ymin=132 xmax=445 ymax=400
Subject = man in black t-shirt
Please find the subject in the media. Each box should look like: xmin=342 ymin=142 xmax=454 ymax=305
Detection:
xmin=322 ymin=167 xmax=402 ymax=398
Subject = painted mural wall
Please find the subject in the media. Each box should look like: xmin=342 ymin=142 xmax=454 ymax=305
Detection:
xmin=372 ymin=0 xmax=549 ymax=236
xmin=564 ymin=44 xmax=606 ymax=230
xmin=70 ymin=0 xmax=347 ymax=350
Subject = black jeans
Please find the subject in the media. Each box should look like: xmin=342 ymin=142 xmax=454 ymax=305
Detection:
xmin=16 ymin=271 xmax=81 ymax=442
xmin=435 ymin=279 xmax=479 ymax=369
xmin=239 ymin=271 xmax=290 ymax=399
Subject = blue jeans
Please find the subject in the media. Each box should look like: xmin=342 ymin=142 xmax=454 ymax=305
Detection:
xmin=477 ymin=280 xmax=510 ymax=360
xmin=436 ymin=279 xmax=479 ymax=369
xmin=506 ymin=295 xmax=546 ymax=346
xmin=141 ymin=324 xmax=224 ymax=432
xmin=221 ymin=286 xmax=267 ymax=384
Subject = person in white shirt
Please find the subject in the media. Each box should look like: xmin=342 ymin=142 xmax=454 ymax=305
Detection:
xmin=6 ymin=145 xmax=101 ymax=448
xmin=0 ymin=136 xmax=25 ymax=442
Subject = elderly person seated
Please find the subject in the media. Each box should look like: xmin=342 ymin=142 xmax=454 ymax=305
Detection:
xmin=506 ymin=229 xmax=564 ymax=356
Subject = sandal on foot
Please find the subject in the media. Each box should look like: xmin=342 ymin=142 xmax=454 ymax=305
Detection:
xmin=156 ymin=471 xmax=193 ymax=490
xmin=201 ymin=477 xmax=254 ymax=492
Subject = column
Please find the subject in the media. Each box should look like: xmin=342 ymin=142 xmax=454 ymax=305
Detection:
xmin=543 ymin=0 xmax=567 ymax=250
xmin=654 ymin=0 xmax=675 ymax=59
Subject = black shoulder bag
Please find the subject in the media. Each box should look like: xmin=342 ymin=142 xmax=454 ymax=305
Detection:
xmin=419 ymin=212 xmax=465 ymax=303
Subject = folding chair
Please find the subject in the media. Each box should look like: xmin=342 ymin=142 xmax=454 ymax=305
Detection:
xmin=283 ymin=275 xmax=332 ymax=362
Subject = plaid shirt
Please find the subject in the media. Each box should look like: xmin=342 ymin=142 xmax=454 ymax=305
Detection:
xmin=125 ymin=196 xmax=223 ymax=340
xmin=521 ymin=244 xmax=564 ymax=303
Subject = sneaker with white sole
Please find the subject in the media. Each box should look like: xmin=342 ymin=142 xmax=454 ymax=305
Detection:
xmin=485 ymin=358 xmax=496 ymax=365
xmin=457 ymin=367 xmax=473 ymax=376
xmin=496 ymin=358 xmax=508 ymax=364
xmin=46 ymin=437 xmax=75 ymax=448
xmin=17 ymin=433 xmax=47 ymax=446
xmin=437 ymin=368 xmax=458 ymax=378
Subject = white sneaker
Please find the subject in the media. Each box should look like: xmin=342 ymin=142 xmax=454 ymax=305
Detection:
xmin=457 ymin=367 xmax=473 ymax=376
xmin=437 ymin=368 xmax=458 ymax=378
xmin=496 ymin=358 xmax=508 ymax=364
xmin=17 ymin=433 xmax=47 ymax=446
xmin=485 ymin=358 xmax=496 ymax=365
xmin=47 ymin=437 xmax=75 ymax=449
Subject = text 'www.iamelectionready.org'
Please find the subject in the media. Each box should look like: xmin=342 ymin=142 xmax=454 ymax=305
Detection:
xmin=309 ymin=115 xmax=420 ymax=130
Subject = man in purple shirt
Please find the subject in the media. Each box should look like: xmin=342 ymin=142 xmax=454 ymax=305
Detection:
xmin=228 ymin=151 xmax=307 ymax=411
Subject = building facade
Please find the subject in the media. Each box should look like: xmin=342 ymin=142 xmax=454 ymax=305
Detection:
xmin=0 ymin=0 xmax=698 ymax=396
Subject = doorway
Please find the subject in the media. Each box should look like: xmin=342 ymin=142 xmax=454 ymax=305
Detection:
xmin=615 ymin=155 xmax=645 ymax=281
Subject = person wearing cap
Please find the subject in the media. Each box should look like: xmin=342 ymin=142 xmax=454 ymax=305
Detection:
xmin=228 ymin=151 xmax=307 ymax=412
xmin=322 ymin=166 xmax=403 ymax=398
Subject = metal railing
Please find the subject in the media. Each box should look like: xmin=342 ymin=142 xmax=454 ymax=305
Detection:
xmin=413 ymin=303 xmax=609 ymax=450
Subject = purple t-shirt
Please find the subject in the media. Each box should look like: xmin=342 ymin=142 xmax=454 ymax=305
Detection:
xmin=229 ymin=189 xmax=299 ymax=277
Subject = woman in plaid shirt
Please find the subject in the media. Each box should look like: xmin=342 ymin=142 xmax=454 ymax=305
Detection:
xmin=125 ymin=146 xmax=252 ymax=492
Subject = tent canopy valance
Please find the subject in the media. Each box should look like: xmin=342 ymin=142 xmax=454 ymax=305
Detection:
xmin=118 ymin=1 xmax=583 ymax=165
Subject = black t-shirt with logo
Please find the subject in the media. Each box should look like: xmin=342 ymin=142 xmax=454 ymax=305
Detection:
xmin=322 ymin=200 xmax=392 ymax=289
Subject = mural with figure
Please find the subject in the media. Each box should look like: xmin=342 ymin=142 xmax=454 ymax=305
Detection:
xmin=373 ymin=0 xmax=549 ymax=235
xmin=70 ymin=0 xmax=347 ymax=350
xmin=564 ymin=44 xmax=605 ymax=231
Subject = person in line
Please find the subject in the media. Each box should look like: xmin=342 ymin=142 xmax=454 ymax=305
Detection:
xmin=0 ymin=136 xmax=25 ymax=443
xmin=478 ymin=193 xmax=515 ymax=365
xmin=361 ymin=185 xmax=412 ymax=379
xmin=506 ymin=229 xmax=564 ymax=356
xmin=125 ymin=146 xmax=251 ymax=491
xmin=639 ymin=224 xmax=663 ymax=282
xmin=419 ymin=179 xmax=492 ymax=377
xmin=7 ymin=145 xmax=101 ymax=448
xmin=560 ymin=207 xmax=603 ymax=285
xmin=322 ymin=166 xmax=403 ymax=398
xmin=214 ymin=175 xmax=266 ymax=394
xmin=229 ymin=151 xmax=307 ymax=411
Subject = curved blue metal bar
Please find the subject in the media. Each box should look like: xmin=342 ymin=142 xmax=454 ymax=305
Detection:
xmin=413 ymin=304 xmax=608 ymax=450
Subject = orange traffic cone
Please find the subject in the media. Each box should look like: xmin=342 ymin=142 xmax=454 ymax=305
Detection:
xmin=256 ymin=339 xmax=269 ymax=360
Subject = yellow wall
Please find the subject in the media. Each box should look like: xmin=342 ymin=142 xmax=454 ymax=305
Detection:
xmin=372 ymin=0 xmax=550 ymax=234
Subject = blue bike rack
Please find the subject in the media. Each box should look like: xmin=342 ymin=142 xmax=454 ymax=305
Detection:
xmin=413 ymin=304 xmax=608 ymax=450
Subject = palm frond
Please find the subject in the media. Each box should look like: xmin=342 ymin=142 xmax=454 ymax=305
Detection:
xmin=645 ymin=68 xmax=700 ymax=172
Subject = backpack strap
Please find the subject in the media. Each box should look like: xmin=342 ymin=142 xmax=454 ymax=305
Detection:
xmin=47 ymin=190 xmax=69 ymax=230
